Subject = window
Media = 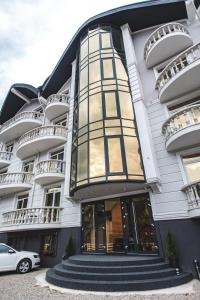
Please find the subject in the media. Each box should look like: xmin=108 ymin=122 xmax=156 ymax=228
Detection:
xmin=89 ymin=138 xmax=105 ymax=177
xmin=0 ymin=244 xmax=10 ymax=254
xmin=124 ymin=136 xmax=143 ymax=176
xmin=5 ymin=143 xmax=14 ymax=153
xmin=23 ymin=160 xmax=34 ymax=173
xmin=101 ymin=32 xmax=111 ymax=48
xmin=79 ymin=99 xmax=88 ymax=128
xmin=16 ymin=194 xmax=28 ymax=209
xmin=45 ymin=187 xmax=61 ymax=207
xmin=107 ymin=138 xmax=123 ymax=173
xmin=55 ymin=118 xmax=67 ymax=127
xmin=89 ymin=93 xmax=102 ymax=123
xmin=102 ymin=59 xmax=114 ymax=79
xmin=50 ymin=149 xmax=64 ymax=160
xmin=40 ymin=233 xmax=57 ymax=256
xmin=89 ymin=60 xmax=101 ymax=84
xmin=182 ymin=153 xmax=200 ymax=183
xmin=104 ymin=92 xmax=118 ymax=118
xmin=77 ymin=142 xmax=88 ymax=181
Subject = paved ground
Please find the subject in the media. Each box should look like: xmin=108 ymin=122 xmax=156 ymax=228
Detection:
xmin=0 ymin=268 xmax=200 ymax=300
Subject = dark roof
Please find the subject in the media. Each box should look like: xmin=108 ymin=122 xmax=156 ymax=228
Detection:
xmin=41 ymin=0 xmax=187 ymax=97
xmin=0 ymin=84 xmax=38 ymax=124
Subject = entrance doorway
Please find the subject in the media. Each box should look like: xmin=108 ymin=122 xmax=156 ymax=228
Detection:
xmin=81 ymin=194 xmax=157 ymax=254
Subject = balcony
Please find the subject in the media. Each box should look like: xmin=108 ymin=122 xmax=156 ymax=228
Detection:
xmin=156 ymin=43 xmax=200 ymax=103
xmin=16 ymin=125 xmax=67 ymax=159
xmin=45 ymin=94 xmax=70 ymax=120
xmin=0 ymin=173 xmax=33 ymax=196
xmin=162 ymin=104 xmax=200 ymax=151
xmin=144 ymin=23 xmax=193 ymax=68
xmin=0 ymin=152 xmax=12 ymax=169
xmin=182 ymin=181 xmax=200 ymax=218
xmin=0 ymin=111 xmax=44 ymax=143
xmin=2 ymin=207 xmax=62 ymax=229
xmin=35 ymin=160 xmax=66 ymax=185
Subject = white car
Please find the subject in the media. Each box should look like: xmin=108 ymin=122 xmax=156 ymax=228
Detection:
xmin=0 ymin=243 xmax=40 ymax=273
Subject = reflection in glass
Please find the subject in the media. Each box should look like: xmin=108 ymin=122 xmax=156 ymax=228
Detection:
xmin=89 ymin=93 xmax=102 ymax=123
xmin=79 ymin=99 xmax=88 ymax=128
xmin=105 ymin=199 xmax=124 ymax=253
xmin=89 ymin=60 xmax=101 ymax=84
xmin=183 ymin=154 xmax=200 ymax=183
xmin=103 ymin=59 xmax=114 ymax=79
xmin=115 ymin=59 xmax=128 ymax=80
xmin=108 ymin=138 xmax=123 ymax=173
xmin=119 ymin=92 xmax=134 ymax=119
xmin=134 ymin=198 xmax=156 ymax=251
xmin=71 ymin=26 xmax=144 ymax=191
xmin=82 ymin=204 xmax=95 ymax=251
xmin=105 ymin=92 xmax=118 ymax=118
xmin=90 ymin=138 xmax=105 ymax=177
xmin=80 ymin=66 xmax=88 ymax=90
xmin=77 ymin=142 xmax=88 ymax=181
xmin=101 ymin=32 xmax=111 ymax=48
xmin=89 ymin=34 xmax=100 ymax=54
xmin=80 ymin=39 xmax=88 ymax=61
xmin=124 ymin=136 xmax=143 ymax=176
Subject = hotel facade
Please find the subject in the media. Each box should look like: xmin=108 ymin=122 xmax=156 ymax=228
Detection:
xmin=0 ymin=0 xmax=200 ymax=289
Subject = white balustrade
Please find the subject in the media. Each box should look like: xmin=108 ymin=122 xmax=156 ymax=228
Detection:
xmin=162 ymin=104 xmax=200 ymax=140
xmin=47 ymin=93 xmax=70 ymax=105
xmin=0 ymin=172 xmax=33 ymax=185
xmin=156 ymin=43 xmax=200 ymax=92
xmin=3 ymin=207 xmax=62 ymax=225
xmin=36 ymin=160 xmax=66 ymax=175
xmin=18 ymin=125 xmax=67 ymax=146
xmin=0 ymin=111 xmax=44 ymax=133
xmin=0 ymin=151 xmax=12 ymax=161
xmin=144 ymin=23 xmax=189 ymax=60
xmin=182 ymin=182 xmax=200 ymax=209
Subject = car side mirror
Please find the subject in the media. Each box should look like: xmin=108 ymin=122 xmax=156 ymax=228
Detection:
xmin=8 ymin=249 xmax=15 ymax=254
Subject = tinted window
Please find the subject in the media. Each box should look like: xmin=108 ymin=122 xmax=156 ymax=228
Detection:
xmin=0 ymin=244 xmax=9 ymax=253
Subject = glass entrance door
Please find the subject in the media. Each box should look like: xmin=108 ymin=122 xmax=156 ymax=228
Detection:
xmin=81 ymin=194 xmax=157 ymax=254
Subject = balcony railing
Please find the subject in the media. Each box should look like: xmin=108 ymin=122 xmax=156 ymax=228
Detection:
xmin=47 ymin=94 xmax=70 ymax=105
xmin=156 ymin=43 xmax=200 ymax=93
xmin=0 ymin=151 xmax=12 ymax=162
xmin=0 ymin=111 xmax=44 ymax=133
xmin=36 ymin=160 xmax=66 ymax=175
xmin=18 ymin=125 xmax=68 ymax=147
xmin=0 ymin=172 xmax=33 ymax=186
xmin=182 ymin=181 xmax=200 ymax=210
xmin=3 ymin=207 xmax=62 ymax=226
xmin=162 ymin=104 xmax=200 ymax=140
xmin=144 ymin=23 xmax=189 ymax=60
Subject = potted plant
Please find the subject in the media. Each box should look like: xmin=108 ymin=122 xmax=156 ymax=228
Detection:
xmin=62 ymin=236 xmax=75 ymax=260
xmin=165 ymin=232 xmax=179 ymax=268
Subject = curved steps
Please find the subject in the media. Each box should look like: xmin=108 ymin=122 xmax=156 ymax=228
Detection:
xmin=46 ymin=254 xmax=192 ymax=291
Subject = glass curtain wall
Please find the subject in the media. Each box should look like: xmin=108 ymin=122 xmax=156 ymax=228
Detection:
xmin=71 ymin=25 xmax=144 ymax=191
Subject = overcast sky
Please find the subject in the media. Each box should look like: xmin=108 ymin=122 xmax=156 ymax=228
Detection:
xmin=0 ymin=0 xmax=145 ymax=107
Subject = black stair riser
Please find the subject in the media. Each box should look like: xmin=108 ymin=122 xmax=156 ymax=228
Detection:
xmin=54 ymin=267 xmax=176 ymax=281
xmin=46 ymin=271 xmax=192 ymax=292
xmin=68 ymin=257 xmax=164 ymax=266
xmin=62 ymin=262 xmax=170 ymax=273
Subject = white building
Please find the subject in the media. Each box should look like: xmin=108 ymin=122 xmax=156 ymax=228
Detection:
xmin=0 ymin=0 xmax=200 ymax=290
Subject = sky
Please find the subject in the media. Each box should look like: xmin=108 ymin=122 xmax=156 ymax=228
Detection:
xmin=0 ymin=0 xmax=146 ymax=107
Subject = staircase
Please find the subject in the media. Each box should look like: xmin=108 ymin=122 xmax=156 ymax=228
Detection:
xmin=46 ymin=254 xmax=192 ymax=292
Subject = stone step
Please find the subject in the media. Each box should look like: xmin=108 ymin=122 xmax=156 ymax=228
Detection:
xmin=46 ymin=268 xmax=192 ymax=292
xmin=62 ymin=260 xmax=170 ymax=273
xmin=68 ymin=254 xmax=163 ymax=266
xmin=54 ymin=263 xmax=176 ymax=280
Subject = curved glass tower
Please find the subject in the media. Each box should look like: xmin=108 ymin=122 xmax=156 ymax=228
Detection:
xmin=70 ymin=26 xmax=144 ymax=192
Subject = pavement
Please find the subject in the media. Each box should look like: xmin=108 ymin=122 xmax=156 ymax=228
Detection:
xmin=0 ymin=268 xmax=200 ymax=300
